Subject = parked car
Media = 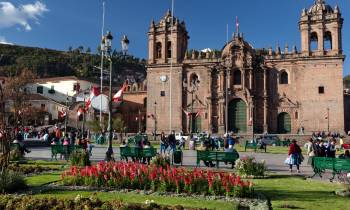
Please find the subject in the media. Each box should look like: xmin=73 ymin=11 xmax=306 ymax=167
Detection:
xmin=257 ymin=135 xmax=280 ymax=146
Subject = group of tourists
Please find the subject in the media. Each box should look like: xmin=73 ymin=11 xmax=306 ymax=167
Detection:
xmin=305 ymin=138 xmax=350 ymax=159
xmin=159 ymin=131 xmax=177 ymax=154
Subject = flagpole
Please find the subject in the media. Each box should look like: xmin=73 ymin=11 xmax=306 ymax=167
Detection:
xmin=169 ymin=0 xmax=174 ymax=133
xmin=225 ymin=23 xmax=229 ymax=135
xmin=100 ymin=1 xmax=106 ymax=130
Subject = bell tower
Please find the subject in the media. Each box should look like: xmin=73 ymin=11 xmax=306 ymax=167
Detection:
xmin=148 ymin=10 xmax=189 ymax=65
xmin=299 ymin=0 xmax=343 ymax=56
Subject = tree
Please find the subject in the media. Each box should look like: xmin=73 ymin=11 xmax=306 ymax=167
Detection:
xmin=344 ymin=75 xmax=350 ymax=89
xmin=86 ymin=47 xmax=91 ymax=54
xmin=0 ymin=69 xmax=35 ymax=174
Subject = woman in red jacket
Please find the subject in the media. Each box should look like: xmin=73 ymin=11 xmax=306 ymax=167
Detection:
xmin=287 ymin=139 xmax=303 ymax=173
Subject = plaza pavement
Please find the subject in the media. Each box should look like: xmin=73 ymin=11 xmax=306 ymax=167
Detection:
xmin=26 ymin=145 xmax=315 ymax=177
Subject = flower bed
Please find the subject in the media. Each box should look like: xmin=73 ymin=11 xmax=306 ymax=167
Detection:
xmin=0 ymin=194 xmax=207 ymax=210
xmin=61 ymin=162 xmax=253 ymax=198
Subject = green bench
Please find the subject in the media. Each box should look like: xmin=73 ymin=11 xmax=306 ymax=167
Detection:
xmin=120 ymin=147 xmax=157 ymax=162
xmin=51 ymin=145 xmax=84 ymax=160
xmin=244 ymin=140 xmax=257 ymax=152
xmin=196 ymin=150 xmax=239 ymax=168
xmin=312 ymin=157 xmax=350 ymax=181
xmin=276 ymin=139 xmax=291 ymax=147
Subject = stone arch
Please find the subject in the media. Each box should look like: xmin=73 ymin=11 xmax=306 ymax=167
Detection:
xmin=189 ymin=73 xmax=200 ymax=84
xmin=167 ymin=41 xmax=172 ymax=58
xmin=233 ymin=70 xmax=242 ymax=85
xmin=132 ymin=84 xmax=138 ymax=91
xmin=310 ymin=32 xmax=318 ymax=51
xmin=156 ymin=42 xmax=162 ymax=59
xmin=277 ymin=112 xmax=291 ymax=134
xmin=280 ymin=70 xmax=289 ymax=85
xmin=324 ymin=31 xmax=332 ymax=51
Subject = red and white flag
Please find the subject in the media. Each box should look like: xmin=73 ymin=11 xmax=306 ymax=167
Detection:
xmin=182 ymin=109 xmax=191 ymax=117
xmin=58 ymin=111 xmax=67 ymax=118
xmin=113 ymin=84 xmax=127 ymax=102
xmin=86 ymin=86 xmax=100 ymax=110
xmin=195 ymin=109 xmax=204 ymax=118
xmin=77 ymin=107 xmax=85 ymax=117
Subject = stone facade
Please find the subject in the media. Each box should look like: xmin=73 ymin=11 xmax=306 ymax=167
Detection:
xmin=146 ymin=1 xmax=346 ymax=135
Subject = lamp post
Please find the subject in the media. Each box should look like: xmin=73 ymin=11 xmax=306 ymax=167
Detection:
xmin=121 ymin=35 xmax=130 ymax=56
xmin=104 ymin=32 xmax=130 ymax=161
xmin=327 ymin=107 xmax=330 ymax=133
xmin=103 ymin=31 xmax=114 ymax=161
xmin=154 ymin=102 xmax=157 ymax=141
xmin=64 ymin=93 xmax=69 ymax=135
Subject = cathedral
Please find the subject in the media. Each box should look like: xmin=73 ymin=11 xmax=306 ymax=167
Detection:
xmin=146 ymin=0 xmax=345 ymax=135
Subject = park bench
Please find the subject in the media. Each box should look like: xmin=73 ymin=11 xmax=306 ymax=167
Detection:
xmin=120 ymin=147 xmax=157 ymax=162
xmin=244 ymin=140 xmax=257 ymax=152
xmin=276 ymin=139 xmax=291 ymax=147
xmin=196 ymin=150 xmax=239 ymax=168
xmin=244 ymin=140 xmax=267 ymax=153
xmin=312 ymin=157 xmax=350 ymax=181
xmin=51 ymin=145 xmax=84 ymax=160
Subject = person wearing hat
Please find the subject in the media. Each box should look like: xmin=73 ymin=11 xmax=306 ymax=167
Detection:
xmin=287 ymin=139 xmax=303 ymax=173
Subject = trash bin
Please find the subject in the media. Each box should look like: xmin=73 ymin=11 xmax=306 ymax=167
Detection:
xmin=173 ymin=150 xmax=183 ymax=165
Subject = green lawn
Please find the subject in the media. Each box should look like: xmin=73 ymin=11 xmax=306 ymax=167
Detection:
xmin=33 ymin=190 xmax=238 ymax=210
xmin=253 ymin=175 xmax=348 ymax=210
xmin=25 ymin=172 xmax=62 ymax=187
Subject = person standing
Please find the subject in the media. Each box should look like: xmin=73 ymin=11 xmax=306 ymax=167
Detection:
xmin=287 ymin=139 xmax=303 ymax=173
xmin=160 ymin=131 xmax=167 ymax=154
xmin=168 ymin=131 xmax=176 ymax=154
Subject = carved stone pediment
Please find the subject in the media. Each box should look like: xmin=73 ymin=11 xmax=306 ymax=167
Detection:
xmin=186 ymin=96 xmax=207 ymax=110
xmin=278 ymin=94 xmax=299 ymax=108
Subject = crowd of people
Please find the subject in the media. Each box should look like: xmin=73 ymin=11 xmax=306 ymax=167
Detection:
xmin=13 ymin=125 xmax=94 ymax=157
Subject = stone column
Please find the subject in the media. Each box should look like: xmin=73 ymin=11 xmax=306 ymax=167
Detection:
xmin=207 ymin=99 xmax=212 ymax=133
xmin=249 ymin=69 xmax=253 ymax=90
xmin=218 ymin=100 xmax=225 ymax=133
xmin=227 ymin=69 xmax=232 ymax=91
xmin=263 ymin=68 xmax=268 ymax=132
xmin=242 ymin=69 xmax=246 ymax=88
xmin=219 ymin=70 xmax=224 ymax=93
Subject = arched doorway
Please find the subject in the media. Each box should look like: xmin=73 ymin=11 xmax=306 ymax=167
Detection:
xmin=228 ymin=99 xmax=247 ymax=133
xmin=277 ymin=112 xmax=291 ymax=134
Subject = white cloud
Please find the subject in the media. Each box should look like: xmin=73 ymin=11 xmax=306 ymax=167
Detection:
xmin=0 ymin=1 xmax=48 ymax=31
xmin=0 ymin=36 xmax=13 ymax=45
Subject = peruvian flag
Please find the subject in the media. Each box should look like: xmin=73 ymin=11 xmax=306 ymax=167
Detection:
xmin=113 ymin=84 xmax=127 ymax=103
xmin=195 ymin=109 xmax=204 ymax=118
xmin=86 ymin=86 xmax=100 ymax=110
xmin=77 ymin=107 xmax=85 ymax=117
xmin=58 ymin=111 xmax=66 ymax=118
xmin=182 ymin=109 xmax=191 ymax=117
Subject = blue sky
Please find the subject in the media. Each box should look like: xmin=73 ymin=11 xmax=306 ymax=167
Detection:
xmin=0 ymin=0 xmax=349 ymax=75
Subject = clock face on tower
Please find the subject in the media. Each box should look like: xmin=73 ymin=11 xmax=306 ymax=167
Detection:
xmin=160 ymin=75 xmax=168 ymax=82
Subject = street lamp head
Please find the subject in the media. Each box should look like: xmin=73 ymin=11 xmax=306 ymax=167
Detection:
xmin=104 ymin=31 xmax=113 ymax=51
xmin=121 ymin=35 xmax=130 ymax=55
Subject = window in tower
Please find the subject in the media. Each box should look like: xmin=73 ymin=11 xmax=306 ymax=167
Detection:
xmin=310 ymin=32 xmax=318 ymax=51
xmin=156 ymin=42 xmax=162 ymax=59
xmin=233 ymin=70 xmax=242 ymax=85
xmin=324 ymin=31 xmax=332 ymax=51
xmin=167 ymin=41 xmax=172 ymax=58
xmin=280 ymin=71 xmax=289 ymax=85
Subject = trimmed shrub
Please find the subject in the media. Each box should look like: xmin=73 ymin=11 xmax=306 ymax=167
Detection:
xmin=235 ymin=156 xmax=267 ymax=178
xmin=70 ymin=150 xmax=90 ymax=166
xmin=0 ymin=170 xmax=26 ymax=193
